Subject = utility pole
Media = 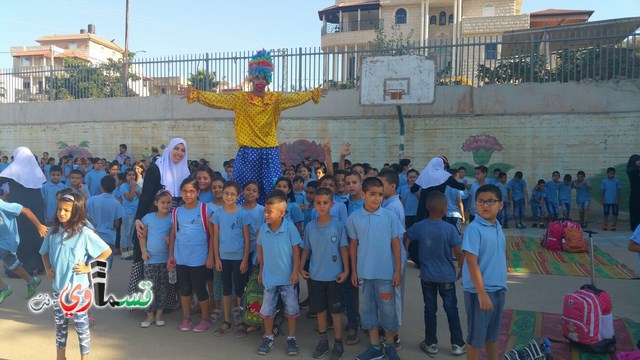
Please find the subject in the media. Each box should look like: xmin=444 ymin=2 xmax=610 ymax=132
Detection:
xmin=123 ymin=0 xmax=130 ymax=97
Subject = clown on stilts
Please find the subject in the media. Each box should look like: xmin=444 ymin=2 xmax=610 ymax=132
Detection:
xmin=179 ymin=49 xmax=327 ymax=204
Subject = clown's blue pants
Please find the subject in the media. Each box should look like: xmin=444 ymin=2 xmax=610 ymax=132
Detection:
xmin=233 ymin=146 xmax=281 ymax=205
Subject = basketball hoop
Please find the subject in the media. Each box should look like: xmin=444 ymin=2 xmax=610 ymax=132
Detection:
xmin=386 ymin=89 xmax=404 ymax=100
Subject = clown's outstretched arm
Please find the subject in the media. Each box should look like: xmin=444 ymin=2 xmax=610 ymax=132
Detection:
xmin=178 ymin=86 xmax=238 ymax=111
xmin=279 ymin=86 xmax=327 ymax=110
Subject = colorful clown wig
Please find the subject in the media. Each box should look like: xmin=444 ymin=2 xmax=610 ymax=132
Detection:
xmin=248 ymin=49 xmax=274 ymax=84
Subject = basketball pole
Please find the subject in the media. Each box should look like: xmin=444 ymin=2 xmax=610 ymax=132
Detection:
xmin=396 ymin=105 xmax=405 ymax=161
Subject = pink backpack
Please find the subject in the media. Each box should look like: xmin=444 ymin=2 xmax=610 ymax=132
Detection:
xmin=542 ymin=221 xmax=563 ymax=250
xmin=562 ymin=284 xmax=615 ymax=353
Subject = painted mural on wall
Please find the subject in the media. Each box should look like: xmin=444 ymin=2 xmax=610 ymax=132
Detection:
xmin=57 ymin=140 xmax=93 ymax=159
xmin=451 ymin=134 xmax=513 ymax=176
xmin=278 ymin=139 xmax=325 ymax=167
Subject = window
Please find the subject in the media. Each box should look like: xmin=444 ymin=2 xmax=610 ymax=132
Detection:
xmin=439 ymin=11 xmax=446 ymax=26
xmin=482 ymin=4 xmax=495 ymax=17
xmin=394 ymin=8 xmax=407 ymax=24
xmin=449 ymin=14 xmax=454 ymax=24
xmin=485 ymin=43 xmax=498 ymax=60
xmin=429 ymin=15 xmax=437 ymax=25
xmin=23 ymin=81 xmax=31 ymax=90
xmin=21 ymin=58 xmax=31 ymax=67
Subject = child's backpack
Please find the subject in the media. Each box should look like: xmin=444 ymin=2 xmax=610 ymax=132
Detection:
xmin=172 ymin=202 xmax=210 ymax=247
xmin=563 ymin=227 xmax=588 ymax=253
xmin=562 ymin=284 xmax=616 ymax=354
xmin=541 ymin=221 xmax=563 ymax=251
xmin=242 ymin=268 xmax=264 ymax=327
xmin=504 ymin=338 xmax=552 ymax=360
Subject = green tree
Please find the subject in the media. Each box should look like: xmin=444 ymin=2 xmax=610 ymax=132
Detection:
xmin=188 ymin=70 xmax=219 ymax=91
xmin=369 ymin=25 xmax=417 ymax=56
xmin=47 ymin=58 xmax=140 ymax=100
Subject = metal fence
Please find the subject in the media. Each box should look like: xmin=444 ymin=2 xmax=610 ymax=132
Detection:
xmin=0 ymin=30 xmax=637 ymax=103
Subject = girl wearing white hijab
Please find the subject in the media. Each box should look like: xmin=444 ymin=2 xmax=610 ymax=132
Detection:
xmin=411 ymin=156 xmax=466 ymax=220
xmin=127 ymin=138 xmax=189 ymax=305
xmin=0 ymin=147 xmax=47 ymax=275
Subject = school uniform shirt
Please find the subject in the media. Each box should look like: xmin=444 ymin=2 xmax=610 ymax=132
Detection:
xmin=496 ymin=182 xmax=509 ymax=205
xmin=600 ymin=178 xmax=621 ymax=205
xmin=41 ymin=181 xmax=67 ymax=223
xmin=345 ymin=206 xmax=404 ymax=281
xmin=285 ymin=202 xmax=304 ymax=224
xmin=141 ymin=213 xmax=172 ymax=265
xmin=301 ymin=217 xmax=348 ymax=281
xmin=86 ymin=193 xmax=124 ymax=245
xmin=84 ymin=169 xmax=106 ymax=197
xmin=469 ymin=181 xmax=484 ymax=216
xmin=39 ymin=226 xmax=109 ymax=293
xmin=0 ymin=199 xmax=23 ymax=252
xmin=507 ymin=178 xmax=528 ymax=201
xmin=67 ymin=183 xmax=90 ymax=199
xmin=558 ymin=182 xmax=572 ymax=203
xmin=257 ymin=218 xmax=302 ymax=287
xmin=406 ymin=219 xmax=461 ymax=283
xmin=242 ymin=204 xmax=265 ymax=254
xmin=211 ymin=207 xmax=251 ymax=261
xmin=530 ymin=188 xmax=546 ymax=205
xmin=311 ymin=201 xmax=348 ymax=225
xmin=399 ymin=184 xmax=419 ymax=217
xmin=546 ymin=179 xmax=561 ymax=205
xmin=174 ymin=202 xmax=214 ymax=266
xmin=461 ymin=216 xmax=507 ymax=293
xmin=345 ymin=197 xmax=364 ymax=215
xmin=119 ymin=183 xmax=141 ymax=216
xmin=445 ymin=185 xmax=464 ymax=219
xmin=334 ymin=193 xmax=350 ymax=204
xmin=293 ymin=191 xmax=307 ymax=208
xmin=198 ymin=190 xmax=214 ymax=204
xmin=382 ymin=195 xmax=407 ymax=263
xmin=573 ymin=180 xmax=592 ymax=204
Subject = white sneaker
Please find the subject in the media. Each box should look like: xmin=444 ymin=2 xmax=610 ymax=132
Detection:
xmin=452 ymin=344 xmax=467 ymax=355
xmin=421 ymin=341 xmax=438 ymax=355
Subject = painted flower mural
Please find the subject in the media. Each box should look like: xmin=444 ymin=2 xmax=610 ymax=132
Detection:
xmin=278 ymin=140 xmax=325 ymax=167
xmin=57 ymin=140 xmax=93 ymax=159
xmin=452 ymin=134 xmax=512 ymax=177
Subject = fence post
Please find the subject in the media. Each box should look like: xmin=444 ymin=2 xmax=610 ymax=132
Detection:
xmin=205 ymin=52 xmax=211 ymax=91
xmin=298 ymin=47 xmax=303 ymax=92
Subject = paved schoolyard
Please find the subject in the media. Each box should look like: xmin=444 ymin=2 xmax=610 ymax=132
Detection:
xmin=1 ymin=225 xmax=638 ymax=360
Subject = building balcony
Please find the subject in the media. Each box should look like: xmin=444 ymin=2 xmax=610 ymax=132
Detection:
xmin=321 ymin=19 xmax=383 ymax=49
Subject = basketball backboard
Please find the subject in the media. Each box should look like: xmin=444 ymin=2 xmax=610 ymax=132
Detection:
xmin=360 ymin=55 xmax=436 ymax=106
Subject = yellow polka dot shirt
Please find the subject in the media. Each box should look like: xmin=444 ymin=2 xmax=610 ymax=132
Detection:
xmin=187 ymin=88 xmax=322 ymax=148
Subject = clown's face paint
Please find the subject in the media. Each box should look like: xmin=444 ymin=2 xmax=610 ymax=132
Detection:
xmin=252 ymin=77 xmax=267 ymax=94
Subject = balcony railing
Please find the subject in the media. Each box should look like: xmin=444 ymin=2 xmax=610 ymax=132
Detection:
xmin=322 ymin=19 xmax=383 ymax=35
xmin=0 ymin=30 xmax=637 ymax=103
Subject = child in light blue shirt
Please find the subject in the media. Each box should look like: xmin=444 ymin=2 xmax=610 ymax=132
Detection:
xmin=600 ymin=167 xmax=622 ymax=231
xmin=530 ymin=179 xmax=547 ymax=228
xmin=84 ymin=159 xmax=106 ymax=197
xmin=41 ymin=165 xmax=67 ymax=225
xmin=119 ymin=168 xmax=141 ymax=259
xmin=558 ymin=174 xmax=573 ymax=218
xmin=86 ymin=176 xmax=123 ymax=270
xmin=572 ymin=170 xmax=592 ymax=227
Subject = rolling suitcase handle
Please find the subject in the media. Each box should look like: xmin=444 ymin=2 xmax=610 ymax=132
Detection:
xmin=583 ymin=230 xmax=598 ymax=287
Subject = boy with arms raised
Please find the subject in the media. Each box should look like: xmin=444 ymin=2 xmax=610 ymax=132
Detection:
xmin=462 ymin=184 xmax=507 ymax=360
xmin=407 ymin=191 xmax=465 ymax=356
xmin=347 ymin=177 xmax=404 ymax=360
xmin=256 ymin=190 xmax=302 ymax=356
xmin=299 ymin=188 xmax=349 ymax=359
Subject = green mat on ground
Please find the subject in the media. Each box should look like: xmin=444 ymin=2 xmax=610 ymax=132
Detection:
xmin=507 ymin=236 xmax=638 ymax=279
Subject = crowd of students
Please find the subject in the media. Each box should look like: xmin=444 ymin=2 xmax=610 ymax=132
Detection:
xmin=0 ymin=142 xmax=637 ymax=360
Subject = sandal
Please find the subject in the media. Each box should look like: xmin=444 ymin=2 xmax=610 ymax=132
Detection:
xmin=236 ymin=323 xmax=248 ymax=338
xmin=210 ymin=309 xmax=221 ymax=323
xmin=213 ymin=321 xmax=232 ymax=337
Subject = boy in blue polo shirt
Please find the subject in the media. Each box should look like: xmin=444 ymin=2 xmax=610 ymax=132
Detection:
xmin=572 ymin=170 xmax=592 ymax=228
xmin=507 ymin=171 xmax=529 ymax=229
xmin=407 ymin=191 xmax=465 ymax=356
xmin=0 ymin=199 xmax=48 ymax=303
xmin=84 ymin=158 xmax=106 ymax=197
xmin=67 ymin=169 xmax=90 ymax=199
xmin=545 ymin=171 xmax=561 ymax=220
xmin=41 ymin=165 xmax=67 ymax=225
xmin=462 ymin=184 xmax=507 ymax=360
xmin=600 ymin=167 xmax=621 ymax=231
xmin=256 ymin=190 xmax=302 ymax=356
xmin=558 ymin=174 xmax=573 ymax=218
xmin=347 ymin=177 xmax=404 ymax=360
xmin=300 ymin=187 xmax=349 ymax=360
xmin=86 ymin=176 xmax=123 ymax=270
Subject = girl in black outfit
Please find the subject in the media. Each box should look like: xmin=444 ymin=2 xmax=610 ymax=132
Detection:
xmin=627 ymin=154 xmax=640 ymax=231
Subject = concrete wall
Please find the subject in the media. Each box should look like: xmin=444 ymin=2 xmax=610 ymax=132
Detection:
xmin=1 ymin=80 xmax=639 ymax=211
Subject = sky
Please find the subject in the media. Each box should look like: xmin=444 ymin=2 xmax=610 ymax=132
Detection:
xmin=1 ymin=0 xmax=638 ymax=69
